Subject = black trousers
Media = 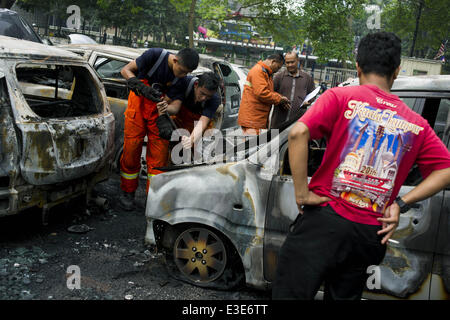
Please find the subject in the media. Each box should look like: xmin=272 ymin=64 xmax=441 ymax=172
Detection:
xmin=272 ymin=205 xmax=386 ymax=300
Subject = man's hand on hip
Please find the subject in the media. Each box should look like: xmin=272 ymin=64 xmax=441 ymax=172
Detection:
xmin=377 ymin=202 xmax=400 ymax=245
xmin=296 ymin=191 xmax=331 ymax=214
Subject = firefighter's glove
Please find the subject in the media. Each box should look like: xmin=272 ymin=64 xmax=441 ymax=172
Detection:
xmin=127 ymin=77 xmax=162 ymax=102
xmin=156 ymin=114 xmax=174 ymax=140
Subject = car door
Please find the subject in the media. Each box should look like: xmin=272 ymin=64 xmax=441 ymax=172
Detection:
xmin=88 ymin=52 xmax=129 ymax=100
xmin=0 ymin=70 xmax=20 ymax=215
xmin=423 ymin=95 xmax=450 ymax=300
xmin=263 ymin=137 xmax=327 ymax=284
xmin=214 ymin=62 xmax=241 ymax=130
xmin=263 ymin=140 xmax=297 ymax=283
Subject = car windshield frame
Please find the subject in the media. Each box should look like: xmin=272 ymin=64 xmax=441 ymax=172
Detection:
xmin=0 ymin=10 xmax=42 ymax=43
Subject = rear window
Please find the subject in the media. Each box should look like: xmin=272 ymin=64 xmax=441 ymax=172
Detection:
xmin=15 ymin=63 xmax=103 ymax=118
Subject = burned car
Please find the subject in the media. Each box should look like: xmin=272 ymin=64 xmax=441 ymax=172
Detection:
xmin=0 ymin=9 xmax=43 ymax=44
xmin=0 ymin=36 xmax=114 ymax=222
xmin=144 ymin=75 xmax=450 ymax=299
xmin=57 ymin=44 xmax=243 ymax=170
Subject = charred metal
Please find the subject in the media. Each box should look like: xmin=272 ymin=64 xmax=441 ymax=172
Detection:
xmin=0 ymin=36 xmax=114 ymax=222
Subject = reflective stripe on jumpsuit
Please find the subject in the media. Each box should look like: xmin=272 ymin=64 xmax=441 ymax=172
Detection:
xmin=120 ymin=79 xmax=169 ymax=193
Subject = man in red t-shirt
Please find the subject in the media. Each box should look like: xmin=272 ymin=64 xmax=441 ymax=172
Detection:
xmin=272 ymin=32 xmax=450 ymax=300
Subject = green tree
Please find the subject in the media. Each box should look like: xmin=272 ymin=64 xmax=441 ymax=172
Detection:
xmin=300 ymin=0 xmax=368 ymax=65
xmin=382 ymin=0 xmax=450 ymax=59
xmin=169 ymin=0 xmax=230 ymax=48
xmin=0 ymin=0 xmax=15 ymax=8
xmin=137 ymin=0 xmax=188 ymax=45
xmin=17 ymin=0 xmax=74 ymax=36
xmin=235 ymin=0 xmax=306 ymax=48
xmin=97 ymin=0 xmax=145 ymax=42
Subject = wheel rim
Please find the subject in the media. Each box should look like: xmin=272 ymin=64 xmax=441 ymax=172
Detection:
xmin=173 ymin=227 xmax=227 ymax=283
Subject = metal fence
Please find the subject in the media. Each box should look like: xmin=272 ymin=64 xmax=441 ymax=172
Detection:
xmin=306 ymin=67 xmax=358 ymax=87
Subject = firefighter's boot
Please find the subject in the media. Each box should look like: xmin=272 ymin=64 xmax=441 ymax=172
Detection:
xmin=118 ymin=190 xmax=135 ymax=211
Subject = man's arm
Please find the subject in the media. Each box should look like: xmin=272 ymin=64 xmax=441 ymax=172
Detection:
xmin=273 ymin=73 xmax=281 ymax=93
xmin=378 ymin=167 xmax=450 ymax=244
xmin=252 ymin=72 xmax=284 ymax=105
xmin=121 ymin=60 xmax=138 ymax=80
xmin=181 ymin=116 xmax=210 ymax=149
xmin=121 ymin=60 xmax=162 ymax=102
xmin=288 ymin=122 xmax=331 ymax=213
xmin=157 ymin=98 xmax=182 ymax=116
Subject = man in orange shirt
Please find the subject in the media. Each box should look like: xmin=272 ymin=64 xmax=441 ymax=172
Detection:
xmin=237 ymin=53 xmax=290 ymax=135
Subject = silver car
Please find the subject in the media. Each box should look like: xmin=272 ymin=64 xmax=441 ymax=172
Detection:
xmin=0 ymin=36 xmax=115 ymax=223
xmin=57 ymin=44 xmax=244 ymax=170
xmin=144 ymin=75 xmax=450 ymax=299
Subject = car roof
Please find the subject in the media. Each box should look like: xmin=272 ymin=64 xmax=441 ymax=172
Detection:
xmin=68 ymin=34 xmax=98 ymax=44
xmin=58 ymin=43 xmax=145 ymax=60
xmin=0 ymin=8 xmax=16 ymax=14
xmin=0 ymin=35 xmax=85 ymax=61
xmin=339 ymin=75 xmax=450 ymax=92
xmin=60 ymin=44 xmax=230 ymax=72
xmin=392 ymin=75 xmax=450 ymax=92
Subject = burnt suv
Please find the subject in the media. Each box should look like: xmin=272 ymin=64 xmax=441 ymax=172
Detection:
xmin=0 ymin=36 xmax=115 ymax=222
xmin=144 ymin=75 xmax=450 ymax=299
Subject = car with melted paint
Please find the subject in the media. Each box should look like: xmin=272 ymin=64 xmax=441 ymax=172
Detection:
xmin=57 ymin=44 xmax=244 ymax=170
xmin=0 ymin=36 xmax=115 ymax=222
xmin=0 ymin=8 xmax=43 ymax=44
xmin=144 ymin=75 xmax=450 ymax=299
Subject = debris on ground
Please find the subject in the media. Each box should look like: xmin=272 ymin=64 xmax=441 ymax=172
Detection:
xmin=67 ymin=224 xmax=94 ymax=234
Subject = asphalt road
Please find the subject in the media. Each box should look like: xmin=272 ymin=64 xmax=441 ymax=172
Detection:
xmin=0 ymin=173 xmax=270 ymax=301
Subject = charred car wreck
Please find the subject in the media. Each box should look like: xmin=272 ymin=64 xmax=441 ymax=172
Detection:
xmin=0 ymin=36 xmax=115 ymax=223
xmin=144 ymin=75 xmax=450 ymax=299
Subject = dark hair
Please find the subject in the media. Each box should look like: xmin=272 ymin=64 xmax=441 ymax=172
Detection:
xmin=267 ymin=53 xmax=284 ymax=64
xmin=176 ymin=48 xmax=199 ymax=71
xmin=356 ymin=32 xmax=401 ymax=78
xmin=197 ymin=72 xmax=220 ymax=92
xmin=284 ymin=51 xmax=299 ymax=59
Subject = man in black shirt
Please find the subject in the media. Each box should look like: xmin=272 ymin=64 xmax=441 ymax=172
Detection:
xmin=157 ymin=72 xmax=221 ymax=149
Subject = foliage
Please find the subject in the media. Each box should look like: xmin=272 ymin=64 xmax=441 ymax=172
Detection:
xmin=382 ymin=0 xmax=450 ymax=59
xmin=300 ymin=0 xmax=368 ymax=64
xmin=14 ymin=0 xmax=450 ymax=68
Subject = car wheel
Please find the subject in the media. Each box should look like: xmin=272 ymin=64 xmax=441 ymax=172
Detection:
xmin=165 ymin=225 xmax=244 ymax=289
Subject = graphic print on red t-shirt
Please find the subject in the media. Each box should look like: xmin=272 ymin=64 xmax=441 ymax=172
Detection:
xmin=330 ymin=99 xmax=424 ymax=214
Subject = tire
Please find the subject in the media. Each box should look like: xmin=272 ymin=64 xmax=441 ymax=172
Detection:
xmin=164 ymin=224 xmax=244 ymax=290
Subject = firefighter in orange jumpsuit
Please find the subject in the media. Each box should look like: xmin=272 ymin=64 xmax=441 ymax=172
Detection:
xmin=119 ymin=48 xmax=199 ymax=210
